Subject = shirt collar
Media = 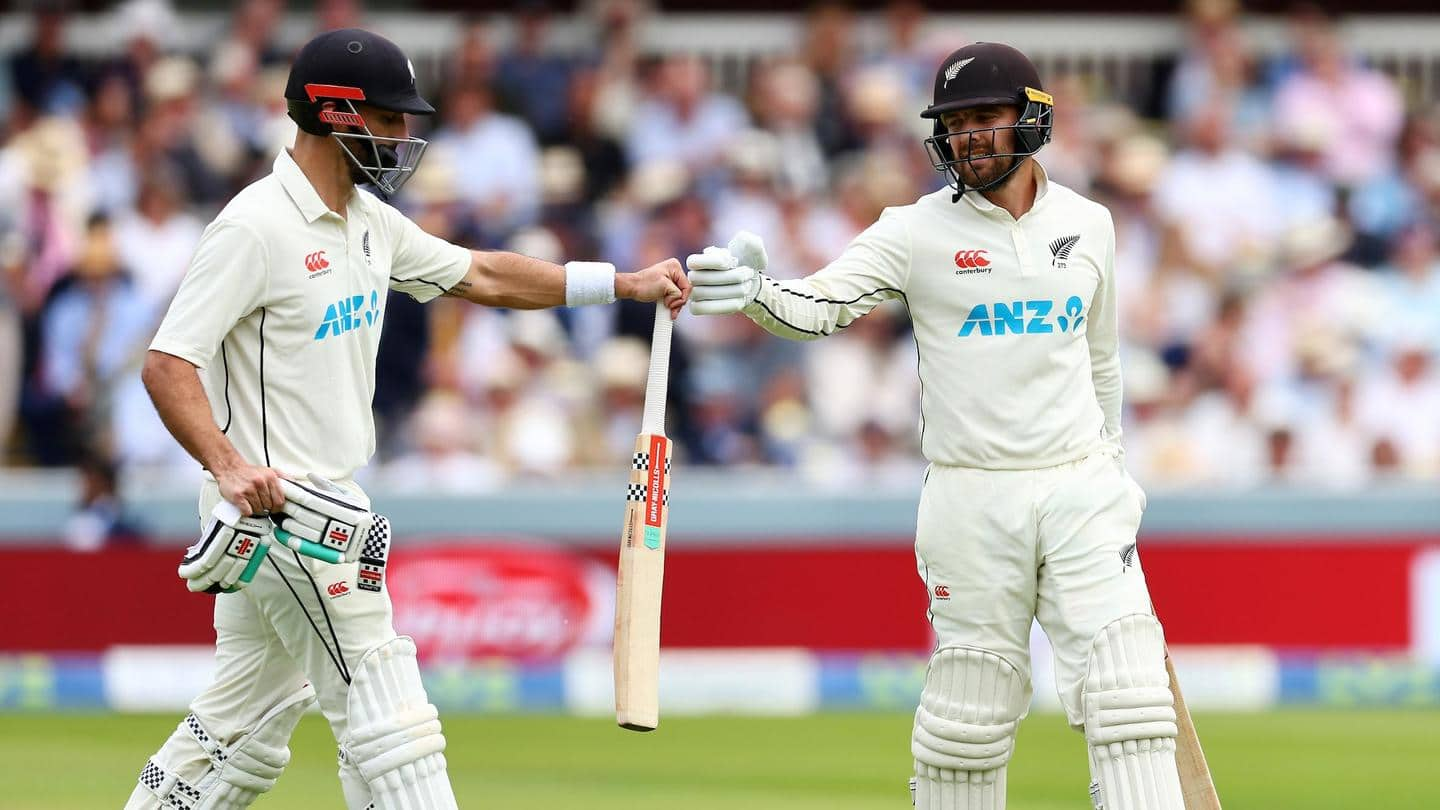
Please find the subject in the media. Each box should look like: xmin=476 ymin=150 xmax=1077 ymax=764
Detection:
xmin=274 ymin=148 xmax=341 ymax=224
xmin=961 ymin=159 xmax=1050 ymax=217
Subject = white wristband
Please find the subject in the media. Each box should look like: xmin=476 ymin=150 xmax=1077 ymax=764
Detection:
xmin=564 ymin=261 xmax=616 ymax=306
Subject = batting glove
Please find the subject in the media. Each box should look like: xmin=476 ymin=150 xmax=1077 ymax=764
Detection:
xmin=178 ymin=501 xmax=273 ymax=594
xmin=273 ymin=474 xmax=374 ymax=565
xmin=686 ymin=231 xmax=768 ymax=315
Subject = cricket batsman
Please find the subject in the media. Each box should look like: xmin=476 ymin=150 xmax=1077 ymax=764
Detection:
xmin=686 ymin=43 xmax=1181 ymax=809
xmin=126 ymin=28 xmax=688 ymax=809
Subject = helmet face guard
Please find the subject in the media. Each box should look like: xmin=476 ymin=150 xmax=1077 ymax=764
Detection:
xmin=306 ymin=83 xmax=428 ymax=198
xmin=923 ymin=87 xmax=1053 ymax=198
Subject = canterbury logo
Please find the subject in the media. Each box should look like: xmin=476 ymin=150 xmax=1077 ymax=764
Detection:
xmin=1049 ymin=235 xmax=1080 ymax=269
xmin=943 ymin=57 xmax=974 ymax=87
xmin=954 ymin=249 xmax=990 ymax=269
xmin=305 ymin=251 xmax=330 ymax=272
xmin=933 ymin=584 xmax=951 ymax=600
xmin=327 ymin=581 xmax=350 ymax=597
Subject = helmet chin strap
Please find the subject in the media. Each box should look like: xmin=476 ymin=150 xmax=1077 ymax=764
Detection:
xmin=951 ymin=154 xmax=1027 ymax=203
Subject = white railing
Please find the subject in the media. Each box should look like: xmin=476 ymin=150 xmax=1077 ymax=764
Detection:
xmin=2 ymin=13 xmax=1440 ymax=103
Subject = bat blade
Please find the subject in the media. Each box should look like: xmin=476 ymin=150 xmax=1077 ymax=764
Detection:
xmin=614 ymin=302 xmax=673 ymax=732
xmin=1167 ymin=650 xmax=1222 ymax=809
xmin=614 ymin=431 xmax=671 ymax=731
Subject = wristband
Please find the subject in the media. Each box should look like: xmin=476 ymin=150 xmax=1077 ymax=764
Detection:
xmin=564 ymin=261 xmax=616 ymax=306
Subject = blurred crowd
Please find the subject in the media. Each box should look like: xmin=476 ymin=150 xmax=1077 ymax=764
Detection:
xmin=3 ymin=0 xmax=1440 ymax=516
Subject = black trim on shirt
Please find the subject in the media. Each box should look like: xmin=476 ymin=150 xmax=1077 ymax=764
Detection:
xmin=258 ymin=308 xmax=269 ymax=466
xmin=754 ymin=277 xmax=904 ymax=335
xmin=390 ymin=276 xmax=448 ymax=294
xmin=219 ymin=343 xmax=233 ymax=434
xmin=764 ymin=276 xmax=906 ymax=306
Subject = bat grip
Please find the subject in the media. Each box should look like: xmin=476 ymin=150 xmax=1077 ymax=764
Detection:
xmin=642 ymin=301 xmax=672 ymax=436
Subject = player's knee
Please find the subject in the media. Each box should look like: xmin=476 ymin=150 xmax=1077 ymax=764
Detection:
xmin=1082 ymin=614 xmax=1177 ymax=747
xmin=341 ymin=636 xmax=453 ymax=804
xmin=911 ymin=647 xmax=1028 ymax=773
xmin=132 ymin=685 xmax=314 ymax=809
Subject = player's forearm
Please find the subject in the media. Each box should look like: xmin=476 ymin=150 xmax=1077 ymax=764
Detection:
xmin=451 ymin=251 xmax=667 ymax=310
xmin=449 ymin=251 xmax=568 ymax=309
xmin=141 ymin=350 xmax=248 ymax=474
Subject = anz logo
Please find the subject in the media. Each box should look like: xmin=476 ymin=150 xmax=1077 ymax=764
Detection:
xmin=958 ymin=296 xmax=1086 ymax=337
xmin=314 ymin=290 xmax=380 ymax=341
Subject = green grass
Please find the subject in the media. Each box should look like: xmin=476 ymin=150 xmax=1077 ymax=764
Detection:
xmin=4 ymin=710 xmax=1439 ymax=808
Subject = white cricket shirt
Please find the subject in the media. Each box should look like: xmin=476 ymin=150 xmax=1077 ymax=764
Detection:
xmin=745 ymin=164 xmax=1121 ymax=470
xmin=150 ymin=149 xmax=471 ymax=480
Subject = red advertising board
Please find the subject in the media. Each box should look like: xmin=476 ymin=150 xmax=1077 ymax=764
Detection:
xmin=387 ymin=545 xmax=608 ymax=661
xmin=1 ymin=536 xmax=1433 ymax=655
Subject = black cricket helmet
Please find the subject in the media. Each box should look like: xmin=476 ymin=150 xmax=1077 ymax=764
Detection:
xmin=920 ymin=42 xmax=1053 ymax=199
xmin=285 ymin=28 xmax=433 ymax=197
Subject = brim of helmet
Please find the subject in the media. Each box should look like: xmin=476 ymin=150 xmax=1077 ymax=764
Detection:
xmin=371 ymin=91 xmax=436 ymax=116
xmin=921 ymin=97 xmax=1018 ymax=118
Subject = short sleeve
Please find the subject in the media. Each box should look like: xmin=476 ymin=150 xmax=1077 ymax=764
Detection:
xmin=384 ymin=205 xmax=471 ymax=304
xmin=149 ymin=219 xmax=270 ymax=369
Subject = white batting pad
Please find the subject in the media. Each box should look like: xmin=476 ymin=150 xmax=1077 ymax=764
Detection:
xmin=127 ymin=684 xmax=314 ymax=810
xmin=338 ymin=753 xmax=374 ymax=810
xmin=342 ymin=637 xmax=457 ymax=810
xmin=1083 ymin=615 xmax=1183 ymax=810
xmin=912 ymin=647 xmax=1030 ymax=810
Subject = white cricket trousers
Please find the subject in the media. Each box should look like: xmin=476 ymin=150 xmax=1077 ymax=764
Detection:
xmin=140 ymin=480 xmax=397 ymax=783
xmin=915 ymin=449 xmax=1155 ymax=727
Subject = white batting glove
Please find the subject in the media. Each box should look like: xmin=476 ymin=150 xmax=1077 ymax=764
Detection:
xmin=686 ymin=231 xmax=768 ymax=315
xmin=273 ymin=474 xmax=373 ymax=565
xmin=178 ymin=501 xmax=273 ymax=594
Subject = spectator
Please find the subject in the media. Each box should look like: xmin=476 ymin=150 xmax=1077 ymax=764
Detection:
xmin=431 ymin=81 xmax=542 ymax=243
xmin=1272 ymin=5 xmax=1404 ymax=187
xmin=799 ymin=2 xmax=860 ymax=156
xmin=1350 ymin=111 xmax=1440 ymax=257
xmin=749 ymin=58 xmax=828 ymax=197
xmin=1374 ymin=224 xmax=1440 ymax=353
xmin=6 ymin=5 xmax=87 ymax=122
xmin=1153 ymin=99 xmax=1282 ymax=280
xmin=495 ymin=0 xmax=577 ymax=145
xmin=564 ymin=65 xmax=630 ymax=205
xmin=1242 ymin=216 xmax=1372 ymax=384
xmin=28 ymin=215 xmax=150 ymax=465
xmin=112 ymin=165 xmax=203 ymax=319
xmin=1166 ymin=0 xmax=1269 ymax=146
xmin=62 ymin=450 xmax=146 ymax=550
xmin=374 ymin=391 xmax=502 ymax=493
xmin=625 ymin=55 xmax=748 ymax=186
xmin=1355 ymin=336 xmax=1440 ymax=478
xmin=4 ymin=116 xmax=92 ymax=320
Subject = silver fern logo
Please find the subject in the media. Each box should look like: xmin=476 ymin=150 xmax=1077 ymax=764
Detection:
xmin=1120 ymin=543 xmax=1138 ymax=571
xmin=1049 ymin=234 xmax=1080 ymax=269
xmin=943 ymin=57 xmax=975 ymax=87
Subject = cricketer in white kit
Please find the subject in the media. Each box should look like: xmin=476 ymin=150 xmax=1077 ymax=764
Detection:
xmin=126 ymin=28 xmax=689 ymax=810
xmin=686 ymin=42 xmax=1182 ymax=810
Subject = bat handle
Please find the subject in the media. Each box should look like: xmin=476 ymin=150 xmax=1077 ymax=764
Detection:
xmin=642 ymin=301 xmax=672 ymax=436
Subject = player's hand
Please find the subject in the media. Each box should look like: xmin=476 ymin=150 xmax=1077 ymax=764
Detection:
xmin=273 ymin=474 xmax=374 ymax=564
xmin=618 ymin=258 xmax=691 ymax=319
xmin=178 ymin=501 xmax=273 ymax=594
xmin=685 ymin=231 xmax=767 ymax=315
xmin=214 ymin=461 xmax=288 ymax=517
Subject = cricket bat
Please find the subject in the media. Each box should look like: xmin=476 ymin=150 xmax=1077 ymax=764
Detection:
xmin=614 ymin=301 xmax=674 ymax=731
xmin=1167 ymin=649 xmax=1222 ymax=809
